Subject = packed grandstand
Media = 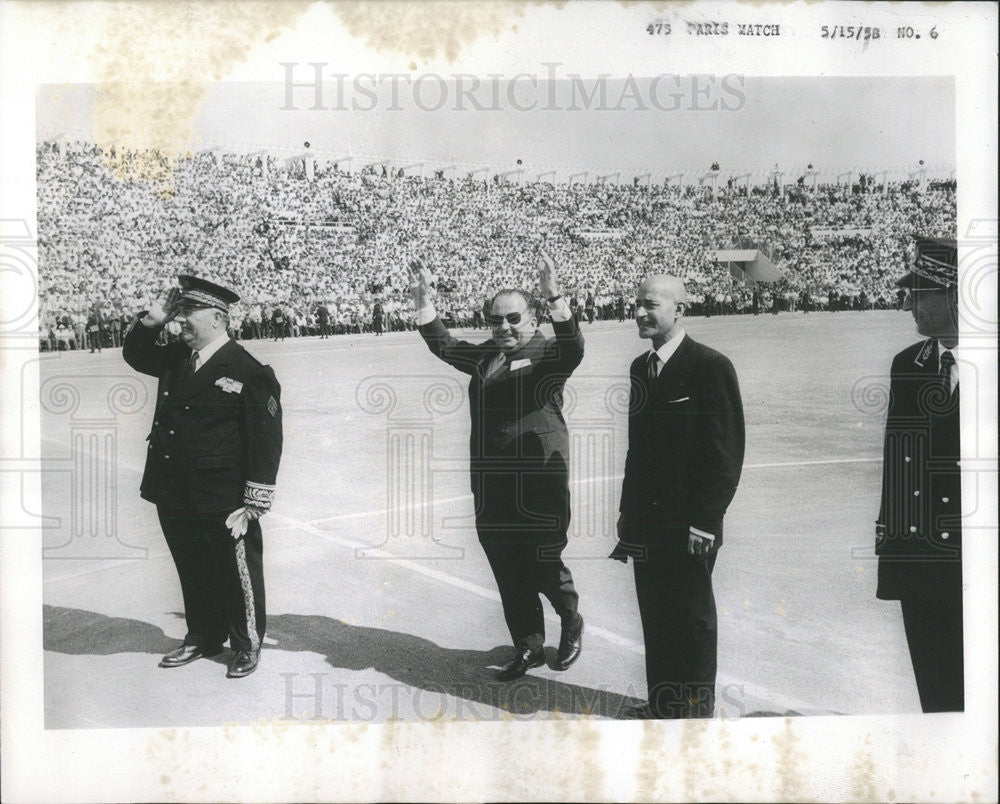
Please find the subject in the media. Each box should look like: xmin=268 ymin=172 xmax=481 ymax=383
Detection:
xmin=36 ymin=141 xmax=956 ymax=348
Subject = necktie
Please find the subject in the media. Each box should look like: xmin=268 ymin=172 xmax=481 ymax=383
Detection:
xmin=485 ymin=352 xmax=507 ymax=379
xmin=182 ymin=350 xmax=199 ymax=383
xmin=647 ymin=351 xmax=660 ymax=384
xmin=939 ymin=349 xmax=955 ymax=396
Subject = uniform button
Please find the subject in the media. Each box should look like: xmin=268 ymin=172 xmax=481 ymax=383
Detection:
xmin=163 ymin=391 xmax=169 ymax=397
xmin=154 ymin=420 xmax=159 ymax=425
xmin=169 ymin=430 xmax=175 ymax=435
xmin=941 ymin=533 xmax=950 ymax=540
xmin=913 ymin=490 xmax=920 ymax=497
xmin=164 ymin=455 xmax=170 ymax=459
xmin=909 ymin=526 xmax=917 ymax=533
xmin=942 ymin=497 xmax=950 ymax=503
xmin=904 ymin=456 xmax=911 ymax=463
xmin=184 ymin=406 xmax=190 ymax=411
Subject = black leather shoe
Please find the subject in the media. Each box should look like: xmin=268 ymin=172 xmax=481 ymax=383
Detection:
xmin=555 ymin=614 xmax=584 ymax=670
xmin=227 ymin=649 xmax=260 ymax=678
xmin=496 ymin=647 xmax=545 ymax=681
xmin=158 ymin=643 xmax=222 ymax=668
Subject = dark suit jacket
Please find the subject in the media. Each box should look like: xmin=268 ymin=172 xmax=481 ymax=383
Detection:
xmin=876 ymin=338 xmax=961 ymax=600
xmin=614 ymin=334 xmax=745 ymax=553
xmin=123 ymin=318 xmax=283 ymax=514
xmin=418 ymin=315 xmax=584 ymax=539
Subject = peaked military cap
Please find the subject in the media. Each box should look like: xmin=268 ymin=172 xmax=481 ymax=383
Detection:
xmin=178 ymin=274 xmax=241 ymax=310
xmin=896 ymin=236 xmax=958 ymax=290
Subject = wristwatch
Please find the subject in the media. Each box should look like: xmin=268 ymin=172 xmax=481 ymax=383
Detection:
xmin=547 ymin=294 xmax=562 ymax=303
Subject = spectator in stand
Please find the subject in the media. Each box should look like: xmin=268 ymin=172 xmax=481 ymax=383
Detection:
xmin=35 ymin=141 xmax=955 ymax=340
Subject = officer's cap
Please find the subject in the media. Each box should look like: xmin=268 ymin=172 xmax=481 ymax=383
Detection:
xmin=895 ymin=236 xmax=958 ymax=291
xmin=178 ymin=275 xmax=240 ymax=310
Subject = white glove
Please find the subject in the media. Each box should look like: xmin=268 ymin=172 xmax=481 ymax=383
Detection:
xmin=225 ymin=507 xmax=250 ymax=540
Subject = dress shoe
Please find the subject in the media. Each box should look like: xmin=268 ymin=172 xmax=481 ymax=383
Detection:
xmin=227 ymin=649 xmax=260 ymax=678
xmin=555 ymin=614 xmax=584 ymax=670
xmin=496 ymin=647 xmax=545 ymax=681
xmin=158 ymin=643 xmax=222 ymax=668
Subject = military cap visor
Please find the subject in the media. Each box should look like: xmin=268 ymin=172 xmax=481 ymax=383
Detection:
xmin=177 ymin=274 xmax=241 ymax=310
xmin=895 ymin=235 xmax=958 ymax=290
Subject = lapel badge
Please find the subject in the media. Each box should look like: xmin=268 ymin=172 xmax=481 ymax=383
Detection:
xmin=215 ymin=377 xmax=244 ymax=394
xmin=915 ymin=339 xmax=934 ymax=367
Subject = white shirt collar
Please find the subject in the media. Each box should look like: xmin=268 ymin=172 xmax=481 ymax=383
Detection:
xmin=936 ymin=340 xmax=959 ymax=360
xmin=651 ymin=328 xmax=686 ymax=372
xmin=192 ymin=329 xmax=230 ymax=369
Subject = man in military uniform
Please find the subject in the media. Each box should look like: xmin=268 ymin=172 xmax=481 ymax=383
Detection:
xmin=123 ymin=275 xmax=283 ymax=678
xmin=875 ymin=236 xmax=963 ymax=712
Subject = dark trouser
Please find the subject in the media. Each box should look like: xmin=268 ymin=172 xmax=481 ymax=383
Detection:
xmin=478 ymin=534 xmax=579 ymax=650
xmin=473 ymin=459 xmax=579 ymax=650
xmin=900 ymin=595 xmax=964 ymax=712
xmin=633 ymin=543 xmax=718 ymax=718
xmin=157 ymin=507 xmax=266 ymax=652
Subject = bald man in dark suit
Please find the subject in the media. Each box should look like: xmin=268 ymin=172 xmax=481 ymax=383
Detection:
xmin=612 ymin=275 xmax=745 ymax=719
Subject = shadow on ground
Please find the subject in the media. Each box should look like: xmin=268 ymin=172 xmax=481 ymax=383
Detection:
xmin=42 ymin=606 xmax=644 ymax=719
xmin=268 ymin=612 xmax=644 ymax=719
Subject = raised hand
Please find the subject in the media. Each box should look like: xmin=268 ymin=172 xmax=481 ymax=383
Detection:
xmin=146 ymin=287 xmax=182 ymax=326
xmin=538 ymin=249 xmax=559 ymax=299
xmin=407 ymin=257 xmax=435 ymax=309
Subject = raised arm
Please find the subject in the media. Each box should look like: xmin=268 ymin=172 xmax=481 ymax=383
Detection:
xmin=409 ymin=258 xmax=488 ymax=375
xmin=538 ymin=249 xmax=584 ymax=372
xmin=122 ymin=288 xmax=182 ymax=377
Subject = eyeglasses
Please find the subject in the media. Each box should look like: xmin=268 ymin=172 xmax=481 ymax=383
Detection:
xmin=487 ymin=312 xmax=524 ymax=327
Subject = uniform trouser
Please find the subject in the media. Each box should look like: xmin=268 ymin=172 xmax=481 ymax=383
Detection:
xmin=633 ymin=543 xmax=718 ymax=718
xmin=478 ymin=534 xmax=579 ymax=651
xmin=157 ymin=507 xmax=266 ymax=652
xmin=900 ymin=594 xmax=964 ymax=712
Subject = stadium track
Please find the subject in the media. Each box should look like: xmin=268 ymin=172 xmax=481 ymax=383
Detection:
xmin=41 ymin=312 xmax=925 ymax=727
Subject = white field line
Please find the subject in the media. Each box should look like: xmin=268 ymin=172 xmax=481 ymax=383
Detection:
xmin=308 ymin=457 xmax=881 ymax=525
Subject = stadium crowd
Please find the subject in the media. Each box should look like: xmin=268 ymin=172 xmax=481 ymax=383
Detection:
xmin=36 ymin=141 xmax=956 ymax=348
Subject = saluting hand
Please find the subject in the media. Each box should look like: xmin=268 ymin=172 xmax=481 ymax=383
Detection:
xmin=407 ymin=257 xmax=435 ymax=309
xmin=538 ymin=249 xmax=559 ymax=299
xmin=146 ymin=287 xmax=182 ymax=326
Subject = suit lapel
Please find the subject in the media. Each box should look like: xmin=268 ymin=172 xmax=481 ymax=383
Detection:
xmin=912 ymin=338 xmax=938 ymax=372
xmin=176 ymin=339 xmax=238 ymax=401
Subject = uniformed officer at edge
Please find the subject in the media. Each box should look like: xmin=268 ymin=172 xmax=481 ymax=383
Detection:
xmin=123 ymin=275 xmax=283 ymax=679
xmin=875 ymin=236 xmax=963 ymax=712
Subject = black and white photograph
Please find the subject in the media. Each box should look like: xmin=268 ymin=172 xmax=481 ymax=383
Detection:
xmin=1 ymin=1 xmax=996 ymax=801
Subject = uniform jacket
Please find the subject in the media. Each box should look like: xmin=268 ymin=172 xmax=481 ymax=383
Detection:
xmin=418 ymin=315 xmax=584 ymax=536
xmin=123 ymin=318 xmax=283 ymax=514
xmin=876 ymin=338 xmax=961 ymax=600
xmin=614 ymin=334 xmax=745 ymax=551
